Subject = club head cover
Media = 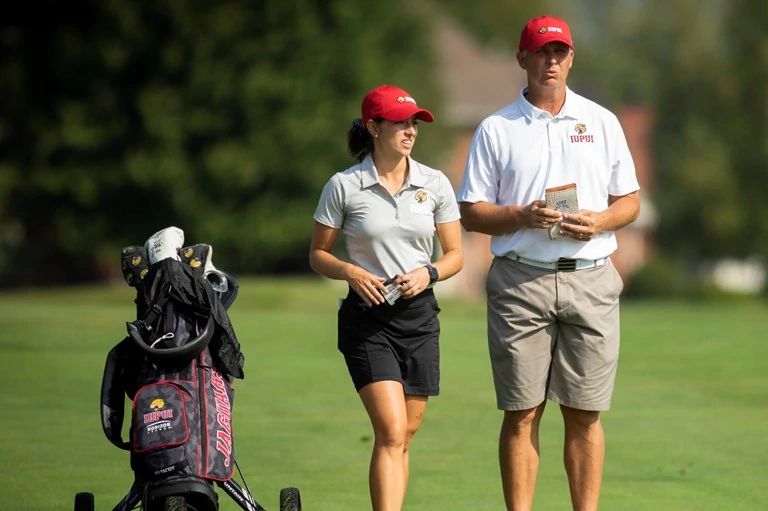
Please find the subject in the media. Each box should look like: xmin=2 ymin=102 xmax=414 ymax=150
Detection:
xmin=145 ymin=226 xmax=185 ymax=264
xmin=179 ymin=243 xmax=228 ymax=293
xmin=120 ymin=245 xmax=149 ymax=287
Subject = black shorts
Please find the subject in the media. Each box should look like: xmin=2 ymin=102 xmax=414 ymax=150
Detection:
xmin=337 ymin=287 xmax=441 ymax=396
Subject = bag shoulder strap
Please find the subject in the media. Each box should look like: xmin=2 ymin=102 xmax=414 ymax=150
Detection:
xmin=100 ymin=338 xmax=136 ymax=450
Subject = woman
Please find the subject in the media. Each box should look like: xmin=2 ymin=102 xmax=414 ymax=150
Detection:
xmin=310 ymin=84 xmax=463 ymax=511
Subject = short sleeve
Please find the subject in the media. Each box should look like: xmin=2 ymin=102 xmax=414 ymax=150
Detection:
xmin=457 ymin=123 xmax=500 ymax=204
xmin=313 ymin=174 xmax=346 ymax=228
xmin=607 ymin=115 xmax=640 ymax=196
xmin=434 ymin=173 xmax=461 ymax=224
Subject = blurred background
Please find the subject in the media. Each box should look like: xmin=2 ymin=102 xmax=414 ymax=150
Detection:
xmin=1 ymin=0 xmax=766 ymax=299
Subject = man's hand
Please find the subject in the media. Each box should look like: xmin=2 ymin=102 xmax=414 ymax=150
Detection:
xmin=559 ymin=210 xmax=604 ymax=241
xmin=524 ymin=200 xmax=564 ymax=230
xmin=559 ymin=191 xmax=640 ymax=241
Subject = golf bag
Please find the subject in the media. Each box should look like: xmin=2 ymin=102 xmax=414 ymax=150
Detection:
xmin=83 ymin=228 xmax=301 ymax=511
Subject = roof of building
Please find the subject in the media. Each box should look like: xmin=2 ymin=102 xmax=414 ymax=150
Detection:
xmin=435 ymin=18 xmax=526 ymax=127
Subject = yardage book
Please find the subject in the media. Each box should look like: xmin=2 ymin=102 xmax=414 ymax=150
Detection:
xmin=545 ymin=183 xmax=579 ymax=240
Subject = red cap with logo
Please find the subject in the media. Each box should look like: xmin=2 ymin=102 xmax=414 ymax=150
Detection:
xmin=362 ymin=85 xmax=435 ymax=125
xmin=518 ymin=15 xmax=573 ymax=53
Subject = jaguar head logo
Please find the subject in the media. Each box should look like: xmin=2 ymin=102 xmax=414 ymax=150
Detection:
xmin=575 ymin=123 xmax=587 ymax=134
xmin=414 ymin=190 xmax=428 ymax=203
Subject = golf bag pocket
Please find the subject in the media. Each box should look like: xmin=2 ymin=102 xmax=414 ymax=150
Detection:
xmin=132 ymin=383 xmax=189 ymax=453
xmin=134 ymin=445 xmax=190 ymax=480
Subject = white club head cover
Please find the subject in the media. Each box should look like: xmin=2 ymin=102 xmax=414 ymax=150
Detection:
xmin=145 ymin=226 xmax=185 ymax=264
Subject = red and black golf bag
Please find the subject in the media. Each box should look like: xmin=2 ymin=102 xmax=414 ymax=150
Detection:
xmin=92 ymin=241 xmax=299 ymax=511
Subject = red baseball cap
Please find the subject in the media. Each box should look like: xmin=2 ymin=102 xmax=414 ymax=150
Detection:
xmin=518 ymin=15 xmax=573 ymax=53
xmin=361 ymin=85 xmax=434 ymax=124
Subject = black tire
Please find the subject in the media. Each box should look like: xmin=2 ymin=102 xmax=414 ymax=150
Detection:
xmin=74 ymin=492 xmax=94 ymax=511
xmin=279 ymin=487 xmax=301 ymax=511
xmin=164 ymin=495 xmax=188 ymax=511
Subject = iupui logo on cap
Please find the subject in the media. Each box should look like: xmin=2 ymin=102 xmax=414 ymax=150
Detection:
xmin=542 ymin=26 xmax=563 ymax=34
xmin=397 ymin=96 xmax=417 ymax=104
xmin=570 ymin=123 xmax=594 ymax=143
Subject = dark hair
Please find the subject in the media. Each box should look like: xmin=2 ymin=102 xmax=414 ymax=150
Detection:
xmin=347 ymin=118 xmax=376 ymax=162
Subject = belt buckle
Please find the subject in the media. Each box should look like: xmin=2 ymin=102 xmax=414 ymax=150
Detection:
xmin=556 ymin=258 xmax=577 ymax=271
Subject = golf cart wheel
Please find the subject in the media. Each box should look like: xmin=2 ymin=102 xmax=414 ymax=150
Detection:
xmin=74 ymin=492 xmax=94 ymax=511
xmin=279 ymin=487 xmax=301 ymax=511
xmin=164 ymin=495 xmax=188 ymax=511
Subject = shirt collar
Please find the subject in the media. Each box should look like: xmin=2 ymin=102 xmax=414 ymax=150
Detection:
xmin=518 ymin=86 xmax=579 ymax=121
xmin=359 ymin=155 xmax=379 ymax=188
xmin=359 ymin=154 xmax=425 ymax=189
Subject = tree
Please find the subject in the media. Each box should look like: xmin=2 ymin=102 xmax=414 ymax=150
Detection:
xmin=0 ymin=0 xmax=441 ymax=285
xmin=624 ymin=0 xmax=767 ymax=262
xmin=722 ymin=0 xmax=768 ymax=259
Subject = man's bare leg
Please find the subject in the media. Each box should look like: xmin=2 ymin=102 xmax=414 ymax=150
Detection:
xmin=561 ymin=405 xmax=604 ymax=511
xmin=499 ymin=403 xmax=546 ymax=511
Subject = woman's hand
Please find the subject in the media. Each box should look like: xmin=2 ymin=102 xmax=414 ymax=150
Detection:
xmin=393 ymin=266 xmax=431 ymax=300
xmin=347 ymin=267 xmax=388 ymax=306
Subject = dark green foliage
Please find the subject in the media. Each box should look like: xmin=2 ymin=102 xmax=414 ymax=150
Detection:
xmin=625 ymin=254 xmax=696 ymax=299
xmin=641 ymin=0 xmax=766 ymax=260
xmin=0 ymin=1 xmax=439 ymax=285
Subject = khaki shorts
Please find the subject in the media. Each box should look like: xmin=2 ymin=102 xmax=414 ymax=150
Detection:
xmin=486 ymin=256 xmax=624 ymax=411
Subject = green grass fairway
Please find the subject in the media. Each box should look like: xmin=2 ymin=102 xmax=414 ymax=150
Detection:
xmin=1 ymin=278 xmax=766 ymax=510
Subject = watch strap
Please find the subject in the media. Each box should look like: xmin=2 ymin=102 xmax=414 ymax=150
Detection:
xmin=425 ymin=264 xmax=439 ymax=284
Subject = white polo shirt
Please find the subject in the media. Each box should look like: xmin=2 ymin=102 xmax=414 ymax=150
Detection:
xmin=314 ymin=154 xmax=460 ymax=279
xmin=458 ymin=87 xmax=639 ymax=261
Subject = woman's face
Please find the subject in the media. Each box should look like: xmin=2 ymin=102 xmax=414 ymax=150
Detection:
xmin=370 ymin=117 xmax=419 ymax=159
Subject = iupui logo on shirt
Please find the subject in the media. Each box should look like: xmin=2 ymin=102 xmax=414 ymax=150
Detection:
xmin=414 ymin=190 xmax=428 ymax=203
xmin=570 ymin=123 xmax=594 ymax=143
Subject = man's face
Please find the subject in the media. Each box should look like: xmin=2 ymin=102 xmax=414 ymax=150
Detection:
xmin=517 ymin=42 xmax=574 ymax=89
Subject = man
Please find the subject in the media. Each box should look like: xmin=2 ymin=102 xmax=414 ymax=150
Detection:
xmin=457 ymin=15 xmax=640 ymax=511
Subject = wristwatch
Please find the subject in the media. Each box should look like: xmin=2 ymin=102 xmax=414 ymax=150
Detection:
xmin=425 ymin=264 xmax=439 ymax=285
